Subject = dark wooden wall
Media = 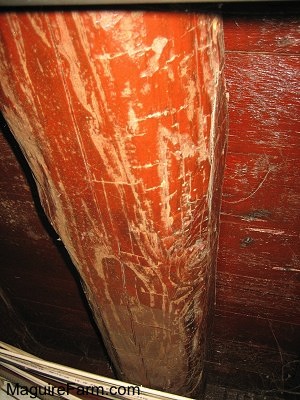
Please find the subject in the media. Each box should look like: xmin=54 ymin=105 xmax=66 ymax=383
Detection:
xmin=0 ymin=117 xmax=112 ymax=375
xmin=0 ymin=3 xmax=299 ymax=396
xmin=207 ymin=3 xmax=300 ymax=395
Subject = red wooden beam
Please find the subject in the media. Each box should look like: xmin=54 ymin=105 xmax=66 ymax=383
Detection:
xmin=0 ymin=10 xmax=227 ymax=396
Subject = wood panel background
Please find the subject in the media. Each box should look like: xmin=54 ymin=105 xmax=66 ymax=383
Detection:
xmin=207 ymin=3 xmax=300 ymax=396
xmin=0 ymin=116 xmax=112 ymax=375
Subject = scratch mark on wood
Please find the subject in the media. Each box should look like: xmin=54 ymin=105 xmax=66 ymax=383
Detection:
xmin=0 ymin=11 xmax=227 ymax=397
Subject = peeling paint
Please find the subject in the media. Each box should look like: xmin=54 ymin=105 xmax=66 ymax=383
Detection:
xmin=0 ymin=11 xmax=227 ymax=397
xmin=140 ymin=36 xmax=168 ymax=78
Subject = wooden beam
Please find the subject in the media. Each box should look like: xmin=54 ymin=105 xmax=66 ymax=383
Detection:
xmin=0 ymin=10 xmax=227 ymax=397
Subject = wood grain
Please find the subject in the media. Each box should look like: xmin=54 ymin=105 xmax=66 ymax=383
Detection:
xmin=0 ymin=11 xmax=227 ymax=395
xmin=225 ymin=53 xmax=300 ymax=156
xmin=224 ymin=16 xmax=300 ymax=54
xmin=209 ymin=9 xmax=300 ymax=391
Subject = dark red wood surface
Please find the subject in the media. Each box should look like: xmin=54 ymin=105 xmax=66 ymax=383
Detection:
xmin=0 ymin=4 xmax=299 ymax=397
xmin=208 ymin=6 xmax=300 ymax=392
xmin=0 ymin=10 xmax=227 ymax=396
xmin=0 ymin=125 xmax=112 ymax=373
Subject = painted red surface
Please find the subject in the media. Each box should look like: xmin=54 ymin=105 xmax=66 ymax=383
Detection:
xmin=212 ymin=9 xmax=300 ymax=380
xmin=0 ymin=11 xmax=227 ymax=395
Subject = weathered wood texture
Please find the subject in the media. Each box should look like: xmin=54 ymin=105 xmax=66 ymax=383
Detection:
xmin=209 ymin=5 xmax=300 ymax=391
xmin=0 ymin=11 xmax=227 ymax=395
xmin=0 ymin=4 xmax=299 ymax=398
xmin=0 ymin=123 xmax=112 ymax=374
xmin=220 ymin=10 xmax=300 ymax=320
